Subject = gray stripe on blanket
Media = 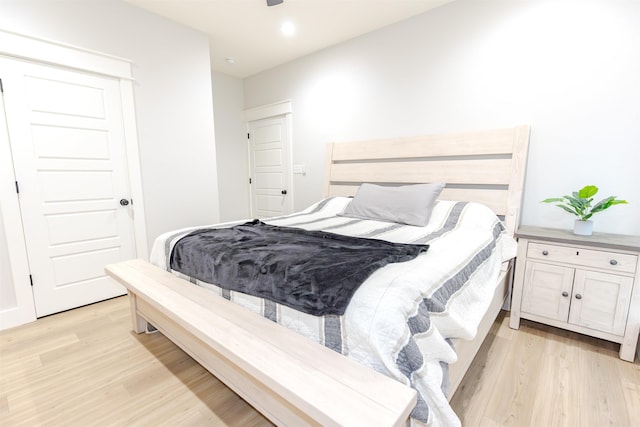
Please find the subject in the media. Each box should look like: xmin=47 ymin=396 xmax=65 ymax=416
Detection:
xmin=264 ymin=300 xmax=277 ymax=322
xmin=441 ymin=339 xmax=452 ymax=393
xmin=399 ymin=220 xmax=505 ymax=422
xmin=440 ymin=360 xmax=450 ymax=392
xmin=318 ymin=219 xmax=363 ymax=231
xmin=323 ymin=315 xmax=342 ymax=353
xmin=411 ymin=202 xmax=468 ymax=244
xmin=283 ymin=216 xmax=405 ymax=237
xmin=272 ymin=215 xmax=352 ymax=229
xmin=426 ymin=221 xmax=505 ymax=314
xmin=359 ymin=223 xmax=404 ymax=237
xmin=317 ymin=219 xmax=403 ymax=236
xmin=265 ymin=197 xmax=336 ymax=223
xmin=412 ymin=395 xmax=430 ymax=422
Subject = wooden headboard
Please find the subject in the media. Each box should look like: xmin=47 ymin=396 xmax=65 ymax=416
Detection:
xmin=323 ymin=125 xmax=531 ymax=236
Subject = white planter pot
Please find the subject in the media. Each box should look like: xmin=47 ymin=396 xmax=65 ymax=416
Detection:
xmin=574 ymin=219 xmax=593 ymax=236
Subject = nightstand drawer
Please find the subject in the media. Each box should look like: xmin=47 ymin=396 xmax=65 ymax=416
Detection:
xmin=527 ymin=242 xmax=638 ymax=274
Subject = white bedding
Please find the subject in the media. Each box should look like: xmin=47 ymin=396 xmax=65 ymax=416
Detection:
xmin=150 ymin=197 xmax=517 ymax=426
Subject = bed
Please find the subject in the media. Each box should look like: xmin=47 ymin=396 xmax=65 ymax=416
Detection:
xmin=108 ymin=125 xmax=530 ymax=426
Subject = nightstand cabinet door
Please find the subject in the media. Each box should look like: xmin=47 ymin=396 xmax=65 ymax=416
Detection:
xmin=521 ymin=261 xmax=574 ymax=322
xmin=568 ymin=270 xmax=633 ymax=336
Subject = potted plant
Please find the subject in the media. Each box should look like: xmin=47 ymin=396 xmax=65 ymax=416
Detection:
xmin=542 ymin=185 xmax=628 ymax=235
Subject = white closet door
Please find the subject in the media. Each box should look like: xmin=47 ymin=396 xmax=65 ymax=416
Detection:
xmin=248 ymin=116 xmax=292 ymax=218
xmin=1 ymin=57 xmax=134 ymax=317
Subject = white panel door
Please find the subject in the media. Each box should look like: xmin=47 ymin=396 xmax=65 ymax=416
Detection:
xmin=1 ymin=57 xmax=134 ymax=317
xmin=248 ymin=116 xmax=292 ymax=218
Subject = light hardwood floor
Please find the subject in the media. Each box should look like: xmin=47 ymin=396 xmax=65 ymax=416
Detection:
xmin=1 ymin=296 xmax=638 ymax=426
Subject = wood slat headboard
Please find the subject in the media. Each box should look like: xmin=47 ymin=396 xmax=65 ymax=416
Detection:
xmin=323 ymin=125 xmax=531 ymax=236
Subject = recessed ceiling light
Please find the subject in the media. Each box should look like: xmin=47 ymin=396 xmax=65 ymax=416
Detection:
xmin=225 ymin=57 xmax=235 ymax=64
xmin=281 ymin=21 xmax=295 ymax=36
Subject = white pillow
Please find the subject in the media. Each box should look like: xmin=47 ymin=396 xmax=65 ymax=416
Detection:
xmin=340 ymin=183 xmax=445 ymax=226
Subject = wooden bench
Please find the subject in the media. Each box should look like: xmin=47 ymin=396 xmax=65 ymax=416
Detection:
xmin=105 ymin=259 xmax=417 ymax=427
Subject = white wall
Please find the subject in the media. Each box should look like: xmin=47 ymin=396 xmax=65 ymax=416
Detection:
xmin=212 ymin=71 xmax=251 ymax=221
xmin=0 ymin=0 xmax=220 ymax=247
xmin=243 ymin=0 xmax=640 ymax=235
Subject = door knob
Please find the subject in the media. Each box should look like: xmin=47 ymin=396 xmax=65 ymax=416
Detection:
xmin=120 ymin=199 xmax=130 ymax=206
xmin=281 ymin=190 xmax=287 ymax=195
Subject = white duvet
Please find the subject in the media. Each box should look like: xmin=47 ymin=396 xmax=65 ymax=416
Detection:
xmin=150 ymin=197 xmax=517 ymax=426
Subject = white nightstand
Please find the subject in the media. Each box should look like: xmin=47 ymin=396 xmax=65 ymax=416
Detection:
xmin=509 ymin=226 xmax=640 ymax=362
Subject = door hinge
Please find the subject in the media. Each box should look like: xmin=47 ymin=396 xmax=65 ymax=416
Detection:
xmin=249 ymin=177 xmax=252 ymax=184
xmin=247 ymin=132 xmax=250 ymax=139
xmin=15 ymin=181 xmax=19 ymax=194
xmin=0 ymin=78 xmax=3 ymax=93
xmin=29 ymin=274 xmax=33 ymax=287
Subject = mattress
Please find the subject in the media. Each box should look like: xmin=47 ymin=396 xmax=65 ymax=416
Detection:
xmin=150 ymin=197 xmax=517 ymax=426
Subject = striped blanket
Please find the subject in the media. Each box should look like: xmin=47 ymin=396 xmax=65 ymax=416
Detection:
xmin=150 ymin=197 xmax=517 ymax=426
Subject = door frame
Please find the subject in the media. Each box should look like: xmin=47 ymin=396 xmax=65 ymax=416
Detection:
xmin=244 ymin=100 xmax=293 ymax=217
xmin=0 ymin=83 xmax=35 ymax=328
xmin=0 ymin=30 xmax=148 ymax=329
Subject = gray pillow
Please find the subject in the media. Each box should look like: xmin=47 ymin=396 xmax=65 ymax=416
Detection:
xmin=340 ymin=183 xmax=445 ymax=226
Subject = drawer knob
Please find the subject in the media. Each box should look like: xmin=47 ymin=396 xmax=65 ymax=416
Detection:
xmin=562 ymin=291 xmax=569 ymax=297
xmin=542 ymin=250 xmax=549 ymax=256
xmin=575 ymin=293 xmax=583 ymax=300
xmin=610 ymin=259 xmax=618 ymax=266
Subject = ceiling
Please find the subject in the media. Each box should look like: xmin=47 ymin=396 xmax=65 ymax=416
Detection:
xmin=124 ymin=0 xmax=453 ymax=78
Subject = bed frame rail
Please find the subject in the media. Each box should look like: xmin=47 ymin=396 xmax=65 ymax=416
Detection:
xmin=105 ymin=259 xmax=417 ymax=427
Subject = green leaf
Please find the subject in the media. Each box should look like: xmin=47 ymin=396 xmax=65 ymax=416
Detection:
xmin=557 ymin=204 xmax=579 ymax=216
xmin=578 ymin=185 xmax=598 ymax=199
xmin=591 ymin=197 xmax=629 ymax=214
xmin=564 ymin=195 xmax=583 ymax=206
xmin=590 ymin=197 xmax=615 ymax=213
xmin=565 ymin=196 xmax=587 ymax=214
xmin=541 ymin=198 xmax=565 ymax=203
xmin=610 ymin=199 xmax=628 ymax=205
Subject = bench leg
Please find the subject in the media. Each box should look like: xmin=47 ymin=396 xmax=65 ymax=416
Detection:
xmin=129 ymin=292 xmax=148 ymax=334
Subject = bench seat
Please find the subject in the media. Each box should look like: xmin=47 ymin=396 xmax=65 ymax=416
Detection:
xmin=105 ymin=259 xmax=417 ymax=427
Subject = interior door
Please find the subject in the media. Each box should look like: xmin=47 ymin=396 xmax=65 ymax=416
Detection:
xmin=248 ymin=116 xmax=293 ymax=218
xmin=1 ymin=57 xmax=134 ymax=317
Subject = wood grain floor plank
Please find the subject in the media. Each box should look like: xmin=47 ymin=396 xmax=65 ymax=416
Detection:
xmin=449 ymin=320 xmax=507 ymax=424
xmin=451 ymin=312 xmax=639 ymax=427
xmin=1 ymin=296 xmax=638 ymax=426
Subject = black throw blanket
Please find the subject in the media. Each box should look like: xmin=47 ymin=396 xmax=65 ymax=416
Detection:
xmin=170 ymin=220 xmax=429 ymax=316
